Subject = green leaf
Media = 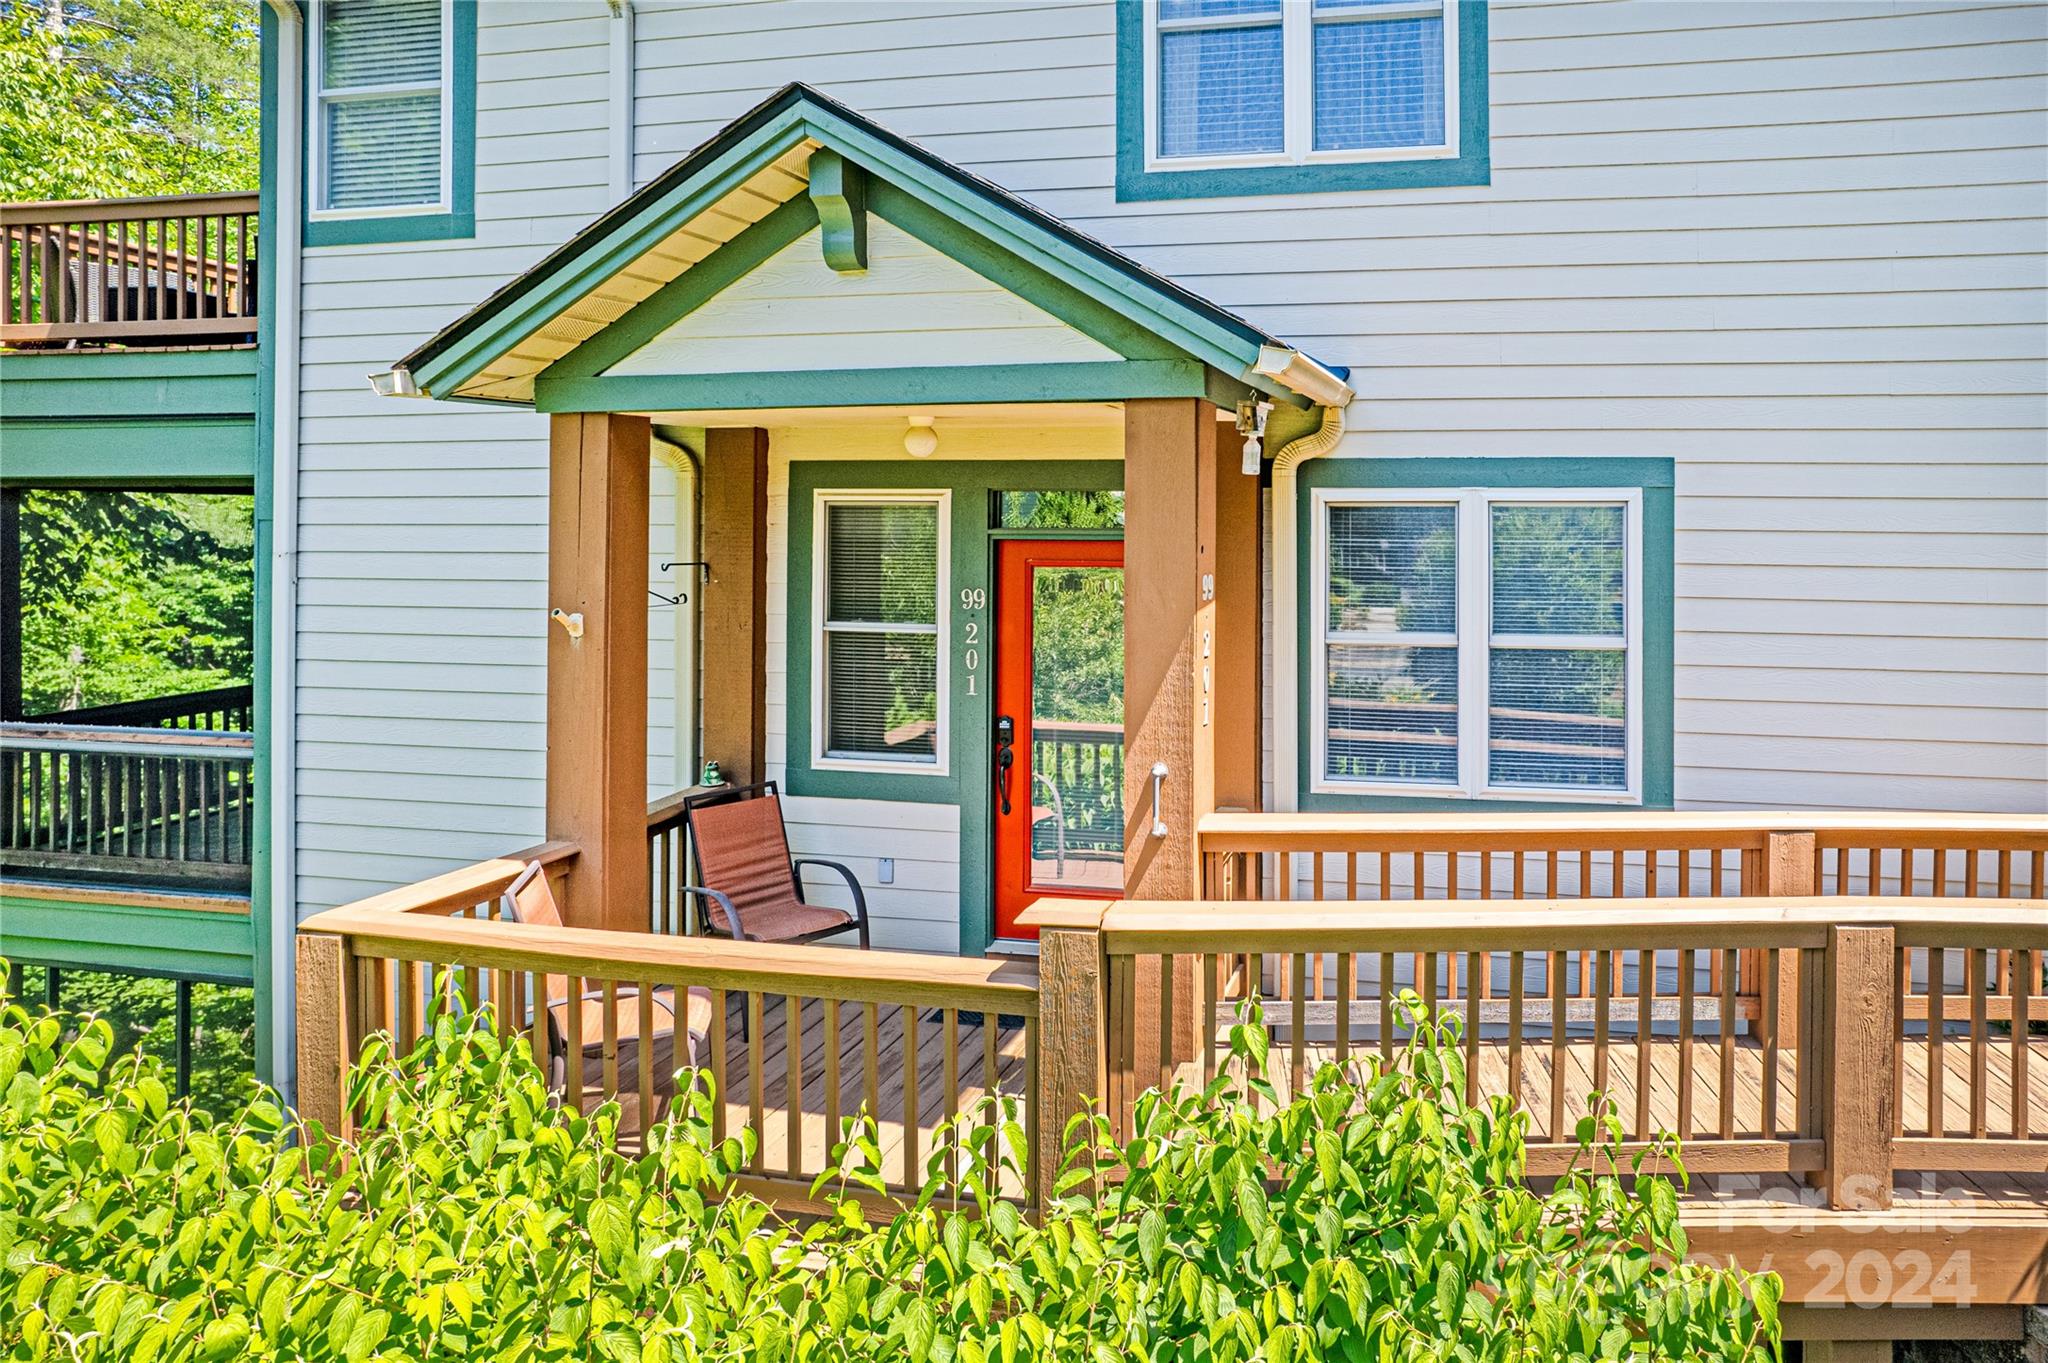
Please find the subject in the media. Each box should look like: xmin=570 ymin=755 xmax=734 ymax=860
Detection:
xmin=1138 ymin=1208 xmax=1166 ymax=1272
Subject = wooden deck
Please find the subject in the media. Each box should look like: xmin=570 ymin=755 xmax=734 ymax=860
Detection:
xmin=603 ymin=991 xmax=2043 ymax=1209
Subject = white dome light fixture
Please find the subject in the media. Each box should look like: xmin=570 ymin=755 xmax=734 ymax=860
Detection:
xmin=903 ymin=414 xmax=939 ymax=459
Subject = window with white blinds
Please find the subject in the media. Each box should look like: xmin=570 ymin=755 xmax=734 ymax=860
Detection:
xmin=814 ymin=495 xmax=949 ymax=771
xmin=1147 ymin=0 xmax=1457 ymax=169
xmin=1314 ymin=487 xmax=1641 ymax=802
xmin=311 ymin=0 xmax=450 ymax=215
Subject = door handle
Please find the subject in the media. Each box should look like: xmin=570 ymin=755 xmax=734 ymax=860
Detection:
xmin=994 ymin=715 xmax=1016 ymax=816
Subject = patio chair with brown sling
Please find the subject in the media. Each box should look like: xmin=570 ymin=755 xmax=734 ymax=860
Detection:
xmin=498 ymin=860 xmax=714 ymax=1129
xmin=679 ymin=781 xmax=872 ymax=948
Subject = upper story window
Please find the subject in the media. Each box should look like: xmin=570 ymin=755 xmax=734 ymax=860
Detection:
xmin=1118 ymin=0 xmax=1488 ymax=201
xmin=1312 ymin=488 xmax=1643 ymax=803
xmin=813 ymin=494 xmax=950 ymax=774
xmin=312 ymin=0 xmax=451 ymax=215
xmin=1152 ymin=0 xmax=1455 ymax=167
xmin=305 ymin=0 xmax=476 ymax=245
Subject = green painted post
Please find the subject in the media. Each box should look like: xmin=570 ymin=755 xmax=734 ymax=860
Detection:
xmin=175 ymin=979 xmax=193 ymax=1098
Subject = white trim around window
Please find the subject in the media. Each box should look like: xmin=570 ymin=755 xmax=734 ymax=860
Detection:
xmin=1310 ymin=486 xmax=1643 ymax=804
xmin=810 ymin=490 xmax=951 ymax=777
xmin=1142 ymin=0 xmax=1460 ymax=174
xmin=307 ymin=0 xmax=455 ymax=221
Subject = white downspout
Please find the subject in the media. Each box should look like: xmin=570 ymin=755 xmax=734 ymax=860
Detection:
xmin=651 ymin=436 xmax=699 ymax=785
xmin=607 ymin=0 xmax=635 ymax=201
xmin=265 ymin=0 xmax=304 ymax=1092
xmin=1269 ymin=405 xmax=1346 ymax=814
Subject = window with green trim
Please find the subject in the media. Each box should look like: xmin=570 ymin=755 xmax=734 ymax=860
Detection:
xmin=1312 ymin=486 xmax=1642 ymax=803
xmin=306 ymin=0 xmax=475 ymax=244
xmin=811 ymin=493 xmax=950 ymax=774
xmin=1117 ymin=0 xmax=1489 ymax=201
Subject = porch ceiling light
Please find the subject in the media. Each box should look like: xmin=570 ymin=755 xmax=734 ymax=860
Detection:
xmin=903 ymin=414 xmax=938 ymax=458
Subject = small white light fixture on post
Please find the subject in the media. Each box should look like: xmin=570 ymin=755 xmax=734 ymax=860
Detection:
xmin=903 ymin=413 xmax=938 ymax=458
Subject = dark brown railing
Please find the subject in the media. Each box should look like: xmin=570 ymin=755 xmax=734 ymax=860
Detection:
xmin=1 ymin=192 xmax=259 ymax=349
xmin=2 ymin=686 xmax=256 ymax=891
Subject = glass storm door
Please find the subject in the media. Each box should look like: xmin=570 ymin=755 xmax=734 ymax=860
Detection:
xmin=991 ymin=539 xmax=1125 ymax=941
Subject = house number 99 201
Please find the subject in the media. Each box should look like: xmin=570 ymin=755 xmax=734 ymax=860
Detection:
xmin=959 ymin=588 xmax=986 ymax=696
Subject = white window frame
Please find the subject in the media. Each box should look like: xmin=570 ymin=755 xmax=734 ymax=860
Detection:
xmin=811 ymin=490 xmax=951 ymax=777
xmin=1142 ymin=0 xmax=1460 ymax=173
xmin=307 ymin=0 xmax=455 ymax=221
xmin=1310 ymin=486 xmax=1642 ymax=804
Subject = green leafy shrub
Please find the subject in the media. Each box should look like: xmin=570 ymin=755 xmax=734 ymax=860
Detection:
xmin=0 ymin=970 xmax=1778 ymax=1361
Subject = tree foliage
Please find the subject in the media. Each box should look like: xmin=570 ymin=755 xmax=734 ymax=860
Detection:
xmin=0 ymin=0 xmax=258 ymax=203
xmin=0 ymin=968 xmax=1779 ymax=1361
xmin=17 ymin=490 xmax=254 ymax=715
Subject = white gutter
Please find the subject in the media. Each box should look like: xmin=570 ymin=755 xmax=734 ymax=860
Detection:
xmin=607 ymin=0 xmax=636 ymax=202
xmin=1269 ymin=402 xmax=1348 ymax=815
xmin=265 ymin=0 xmax=304 ymax=1097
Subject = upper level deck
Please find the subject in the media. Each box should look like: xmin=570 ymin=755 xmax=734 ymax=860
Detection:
xmin=1 ymin=192 xmax=259 ymax=352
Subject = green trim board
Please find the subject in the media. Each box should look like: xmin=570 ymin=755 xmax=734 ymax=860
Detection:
xmin=536 ymin=360 xmax=1245 ymax=415
xmin=785 ymin=459 xmax=1122 ymax=957
xmin=301 ymin=0 xmax=477 ymax=248
xmin=397 ymin=83 xmax=1339 ymax=410
xmin=1115 ymin=0 xmax=1491 ymax=202
xmin=251 ymin=3 xmax=280 ymax=1085
xmin=0 ymin=348 xmax=259 ymax=421
xmin=0 ymin=894 xmax=255 ymax=986
xmin=1294 ymin=456 xmax=1674 ymax=812
xmin=0 ymin=419 xmax=256 ymax=486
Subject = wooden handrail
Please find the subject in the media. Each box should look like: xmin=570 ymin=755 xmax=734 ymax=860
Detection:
xmin=0 ymin=191 xmax=258 ymax=224
xmin=2 ymin=722 xmax=254 ymax=755
xmin=1200 ymin=810 xmax=2048 ymax=846
xmin=24 ymin=683 xmax=253 ymax=728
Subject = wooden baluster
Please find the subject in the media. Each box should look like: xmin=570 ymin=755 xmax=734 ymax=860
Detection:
xmin=1548 ymin=950 xmax=1567 ymax=1141
xmin=981 ymin=1012 xmax=1000 ymax=1201
xmin=1512 ymin=850 xmax=1525 ymax=900
xmin=1411 ymin=850 xmax=1424 ymax=901
xmin=1894 ymin=948 xmax=1909 ymax=1138
xmin=902 ymin=1003 xmax=920 ymax=1191
xmin=1635 ymin=946 xmax=1654 ymax=1139
xmin=601 ymin=981 xmax=620 ymax=1101
xmin=1509 ymin=950 xmax=1526 ymax=1112
xmin=1160 ymin=950 xmax=1176 ymax=1093
xmin=747 ymin=993 xmax=765 ymax=1170
xmin=1927 ymin=947 xmax=1946 ymax=1139
xmin=2014 ymin=949 xmax=2032 ymax=1140
xmin=1203 ymin=951 xmax=1219 ymax=1085
xmin=1379 ymin=950 xmax=1395 ymax=1062
xmin=1967 ymin=950 xmax=1987 ymax=1140
xmin=637 ymin=987 xmax=655 ymax=1137
xmin=824 ymin=997 xmax=842 ymax=1154
xmin=1291 ymin=953 xmax=1308 ymax=1100
xmin=942 ymin=1008 xmax=959 ymax=1195
xmin=787 ymin=994 xmax=803 ymax=1177
xmin=1593 ymin=949 xmax=1611 ymax=1099
xmin=1464 ymin=949 xmax=1481 ymax=1107
xmin=863 ymin=1002 xmax=879 ymax=1136
xmin=1718 ymin=948 xmax=1736 ymax=1140
xmin=1761 ymin=947 xmax=1780 ymax=1138
xmin=1677 ymin=947 xmax=1695 ymax=1140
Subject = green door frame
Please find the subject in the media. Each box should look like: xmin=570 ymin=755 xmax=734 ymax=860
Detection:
xmin=784 ymin=460 xmax=1122 ymax=956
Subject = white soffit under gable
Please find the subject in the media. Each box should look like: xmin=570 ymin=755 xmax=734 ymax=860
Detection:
xmin=603 ymin=214 xmax=1121 ymax=378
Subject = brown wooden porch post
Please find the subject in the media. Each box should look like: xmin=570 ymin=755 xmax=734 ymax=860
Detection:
xmin=1123 ymin=400 xmax=1220 ymax=1077
xmin=1767 ymin=830 xmax=1817 ymax=1046
xmin=1823 ymin=923 xmax=1895 ymax=1211
xmin=548 ymin=412 xmax=651 ymax=931
xmin=700 ymin=427 xmax=768 ymax=788
xmin=294 ymin=930 xmax=355 ymax=1139
xmin=1029 ymin=901 xmax=1111 ymax=1209
xmin=1212 ymin=441 xmax=1262 ymax=815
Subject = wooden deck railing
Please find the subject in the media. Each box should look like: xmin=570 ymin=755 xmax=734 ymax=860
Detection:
xmin=25 ymin=683 xmax=255 ymax=733
xmin=296 ymin=845 xmax=1040 ymax=1213
xmin=1 ymin=192 xmax=259 ymax=348
xmin=1 ymin=709 xmax=255 ymax=890
xmin=1046 ymin=899 xmax=2045 ymax=1208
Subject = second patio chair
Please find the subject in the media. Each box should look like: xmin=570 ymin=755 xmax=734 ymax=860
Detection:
xmin=680 ymin=781 xmax=872 ymax=948
xmin=499 ymin=860 xmax=714 ymax=1129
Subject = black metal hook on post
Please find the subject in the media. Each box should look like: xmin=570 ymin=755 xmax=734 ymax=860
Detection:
xmin=650 ymin=561 xmax=710 ymax=607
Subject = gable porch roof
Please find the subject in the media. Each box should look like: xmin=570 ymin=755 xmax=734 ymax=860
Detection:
xmin=376 ymin=83 xmax=1352 ymax=414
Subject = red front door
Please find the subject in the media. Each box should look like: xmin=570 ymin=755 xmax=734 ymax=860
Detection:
xmin=991 ymin=539 xmax=1125 ymax=940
